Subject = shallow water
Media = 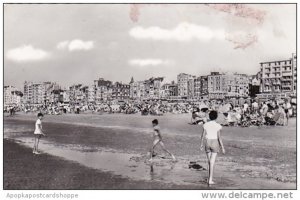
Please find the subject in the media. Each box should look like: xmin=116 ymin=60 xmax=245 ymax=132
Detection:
xmin=4 ymin=115 xmax=297 ymax=189
xmin=11 ymin=136 xmax=209 ymax=186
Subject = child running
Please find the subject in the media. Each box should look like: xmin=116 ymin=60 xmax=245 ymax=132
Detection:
xmin=149 ymin=119 xmax=176 ymax=162
xmin=33 ymin=113 xmax=46 ymax=154
xmin=200 ymin=110 xmax=225 ymax=185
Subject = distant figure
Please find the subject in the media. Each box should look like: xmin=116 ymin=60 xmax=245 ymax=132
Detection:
xmin=283 ymin=99 xmax=292 ymax=125
xmin=8 ymin=106 xmax=16 ymax=116
xmin=33 ymin=113 xmax=46 ymax=154
xmin=149 ymin=119 xmax=176 ymax=162
xmin=191 ymin=108 xmax=201 ymax=125
xmin=190 ymin=108 xmax=208 ymax=125
xmin=261 ymin=102 xmax=268 ymax=116
xmin=200 ymin=110 xmax=225 ymax=185
xmin=243 ymin=102 xmax=249 ymax=113
xmin=252 ymin=100 xmax=259 ymax=112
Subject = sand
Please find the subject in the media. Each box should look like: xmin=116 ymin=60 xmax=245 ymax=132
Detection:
xmin=3 ymin=113 xmax=297 ymax=189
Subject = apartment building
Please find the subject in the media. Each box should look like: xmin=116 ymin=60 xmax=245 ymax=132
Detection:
xmin=208 ymin=72 xmax=249 ymax=99
xmin=4 ymin=85 xmax=23 ymax=106
xmin=177 ymin=73 xmax=194 ymax=99
xmin=260 ymin=53 xmax=297 ymax=97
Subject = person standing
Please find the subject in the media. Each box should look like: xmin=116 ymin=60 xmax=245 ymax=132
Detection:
xmin=33 ymin=113 xmax=46 ymax=154
xmin=200 ymin=110 xmax=225 ymax=185
xmin=283 ymin=99 xmax=292 ymax=125
xmin=252 ymin=100 xmax=259 ymax=113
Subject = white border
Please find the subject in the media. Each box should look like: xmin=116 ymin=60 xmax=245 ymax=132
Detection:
xmin=1 ymin=1 xmax=299 ymax=200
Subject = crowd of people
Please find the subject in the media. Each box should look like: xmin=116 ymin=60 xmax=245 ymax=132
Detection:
xmin=4 ymin=101 xmax=196 ymax=116
xmin=4 ymin=97 xmax=296 ymax=127
xmin=191 ymin=98 xmax=295 ymax=127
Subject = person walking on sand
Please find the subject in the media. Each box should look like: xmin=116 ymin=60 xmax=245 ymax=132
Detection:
xmin=33 ymin=113 xmax=46 ymax=154
xmin=149 ymin=119 xmax=176 ymax=162
xmin=200 ymin=110 xmax=225 ymax=185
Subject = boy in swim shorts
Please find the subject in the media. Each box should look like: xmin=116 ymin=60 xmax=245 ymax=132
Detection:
xmin=149 ymin=119 xmax=176 ymax=162
xmin=200 ymin=110 xmax=225 ymax=185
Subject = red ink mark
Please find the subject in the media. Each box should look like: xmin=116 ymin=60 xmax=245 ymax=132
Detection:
xmin=130 ymin=4 xmax=142 ymax=23
xmin=206 ymin=4 xmax=266 ymax=24
xmin=226 ymin=33 xmax=258 ymax=50
xmin=206 ymin=4 xmax=264 ymax=49
xmin=129 ymin=4 xmax=169 ymax=23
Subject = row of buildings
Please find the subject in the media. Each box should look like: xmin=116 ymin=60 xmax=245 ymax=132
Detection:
xmin=4 ymin=86 xmax=23 ymax=106
xmin=18 ymin=79 xmax=131 ymax=105
xmin=4 ymin=54 xmax=297 ymax=106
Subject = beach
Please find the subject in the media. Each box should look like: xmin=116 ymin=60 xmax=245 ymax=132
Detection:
xmin=3 ymin=113 xmax=297 ymax=189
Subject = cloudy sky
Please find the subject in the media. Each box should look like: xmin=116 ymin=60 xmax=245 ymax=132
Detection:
xmin=4 ymin=4 xmax=296 ymax=89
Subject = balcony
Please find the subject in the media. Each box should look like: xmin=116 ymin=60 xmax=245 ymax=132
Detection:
xmin=282 ymin=84 xmax=292 ymax=88
xmin=282 ymin=88 xmax=292 ymax=92
xmin=282 ymin=71 xmax=292 ymax=76
xmin=282 ymin=76 xmax=292 ymax=81
xmin=273 ymin=81 xmax=281 ymax=85
xmin=263 ymin=89 xmax=272 ymax=92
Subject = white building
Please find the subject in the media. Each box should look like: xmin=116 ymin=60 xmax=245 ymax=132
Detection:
xmin=177 ymin=73 xmax=194 ymax=99
xmin=23 ymin=81 xmax=60 ymax=104
xmin=87 ymin=85 xmax=96 ymax=103
xmin=208 ymin=72 xmax=226 ymax=99
xmin=4 ymin=86 xmax=23 ymax=106
xmin=260 ymin=53 xmax=297 ymax=96
xmin=208 ymin=72 xmax=249 ymax=99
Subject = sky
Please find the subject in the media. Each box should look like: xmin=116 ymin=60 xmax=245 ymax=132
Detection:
xmin=4 ymin=4 xmax=296 ymax=89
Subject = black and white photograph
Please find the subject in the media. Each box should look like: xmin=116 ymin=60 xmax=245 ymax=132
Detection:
xmin=2 ymin=1 xmax=297 ymax=194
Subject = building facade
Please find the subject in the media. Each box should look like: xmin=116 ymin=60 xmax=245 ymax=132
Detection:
xmin=94 ymin=78 xmax=113 ymax=103
xmin=160 ymin=83 xmax=171 ymax=99
xmin=208 ymin=72 xmax=249 ymax=99
xmin=23 ymin=81 xmax=60 ymax=105
xmin=111 ymin=82 xmax=130 ymax=100
xmin=87 ymin=86 xmax=96 ymax=103
xmin=68 ymin=84 xmax=90 ymax=105
xmin=208 ymin=72 xmax=226 ymax=99
xmin=194 ymin=76 xmax=209 ymax=100
xmin=227 ymin=73 xmax=249 ymax=98
xmin=200 ymin=76 xmax=208 ymax=96
xmin=49 ymin=89 xmax=64 ymax=104
xmin=248 ymin=75 xmax=260 ymax=97
xmin=187 ymin=76 xmax=196 ymax=99
xmin=177 ymin=73 xmax=194 ymax=99
xmin=194 ymin=77 xmax=201 ymax=99
xmin=130 ymin=77 xmax=164 ymax=100
xmin=260 ymin=53 xmax=297 ymax=97
xmin=130 ymin=81 xmax=145 ymax=100
xmin=4 ymin=86 xmax=23 ymax=106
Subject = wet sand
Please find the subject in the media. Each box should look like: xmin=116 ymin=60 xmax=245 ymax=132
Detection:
xmin=3 ymin=113 xmax=297 ymax=189
xmin=4 ymin=139 xmax=202 ymax=189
